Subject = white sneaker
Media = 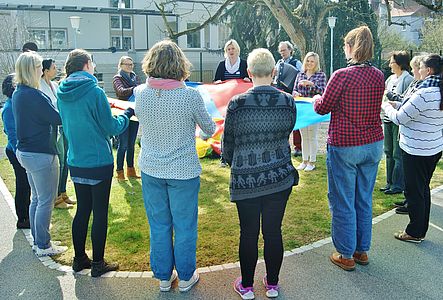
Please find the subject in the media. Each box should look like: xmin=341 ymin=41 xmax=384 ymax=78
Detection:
xmin=296 ymin=163 xmax=307 ymax=170
xmin=159 ymin=270 xmax=177 ymax=292
xmin=304 ymin=164 xmax=316 ymax=171
xmin=32 ymin=240 xmax=62 ymax=252
xmin=178 ymin=270 xmax=199 ymax=292
xmin=35 ymin=241 xmax=67 ymax=257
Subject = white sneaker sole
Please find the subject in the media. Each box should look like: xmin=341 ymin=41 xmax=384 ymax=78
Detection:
xmin=179 ymin=272 xmax=199 ymax=292
xmin=159 ymin=271 xmax=177 ymax=292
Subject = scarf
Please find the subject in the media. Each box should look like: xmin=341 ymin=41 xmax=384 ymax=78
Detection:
xmin=146 ymin=77 xmax=185 ymax=90
xmin=419 ymin=74 xmax=441 ymax=89
xmin=225 ymin=57 xmax=240 ymax=74
xmin=120 ymin=70 xmax=138 ymax=87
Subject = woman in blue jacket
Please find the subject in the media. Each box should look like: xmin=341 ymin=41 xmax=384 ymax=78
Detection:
xmin=2 ymin=74 xmax=30 ymax=229
xmin=13 ymin=52 xmax=67 ymax=257
xmin=57 ymin=49 xmax=133 ymax=277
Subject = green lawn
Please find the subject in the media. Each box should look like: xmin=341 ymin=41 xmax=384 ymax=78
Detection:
xmin=1 ymin=125 xmax=442 ymax=271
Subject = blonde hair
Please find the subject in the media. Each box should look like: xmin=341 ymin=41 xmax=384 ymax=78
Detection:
xmin=410 ymin=55 xmax=426 ymax=69
xmin=118 ymin=56 xmax=133 ymax=71
xmin=302 ymin=52 xmax=320 ymax=73
xmin=247 ymin=48 xmax=275 ymax=78
xmin=344 ymin=25 xmax=374 ymax=64
xmin=224 ymin=39 xmax=240 ymax=58
xmin=14 ymin=52 xmax=42 ymax=88
xmin=142 ymin=40 xmax=191 ymax=81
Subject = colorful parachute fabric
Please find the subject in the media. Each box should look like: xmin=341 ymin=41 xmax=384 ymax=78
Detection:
xmin=108 ymin=79 xmax=330 ymax=158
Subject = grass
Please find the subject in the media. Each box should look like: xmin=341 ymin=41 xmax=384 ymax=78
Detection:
xmin=1 ymin=124 xmax=442 ymax=271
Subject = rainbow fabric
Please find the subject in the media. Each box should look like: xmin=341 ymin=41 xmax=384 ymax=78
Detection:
xmin=109 ymin=79 xmax=330 ymax=157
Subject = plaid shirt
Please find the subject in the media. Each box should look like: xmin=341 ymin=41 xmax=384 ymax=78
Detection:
xmin=292 ymin=71 xmax=327 ymax=97
xmin=313 ymin=64 xmax=385 ymax=147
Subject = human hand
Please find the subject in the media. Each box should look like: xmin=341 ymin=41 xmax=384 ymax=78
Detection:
xmin=243 ymin=77 xmax=251 ymax=82
xmin=213 ymin=80 xmax=222 ymax=84
xmin=123 ymin=107 xmax=135 ymax=119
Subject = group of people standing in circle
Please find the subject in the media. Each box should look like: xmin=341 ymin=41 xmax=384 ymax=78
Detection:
xmin=2 ymin=23 xmax=443 ymax=300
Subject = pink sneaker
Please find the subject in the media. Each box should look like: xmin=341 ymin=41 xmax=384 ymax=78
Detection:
xmin=263 ymin=275 xmax=279 ymax=298
xmin=233 ymin=277 xmax=255 ymax=299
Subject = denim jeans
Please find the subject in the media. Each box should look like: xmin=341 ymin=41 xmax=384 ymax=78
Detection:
xmin=326 ymin=141 xmax=383 ymax=257
xmin=16 ymin=150 xmax=59 ymax=249
xmin=383 ymin=122 xmax=404 ymax=192
xmin=116 ymin=120 xmax=139 ymax=170
xmin=141 ymin=172 xmax=199 ymax=281
xmin=56 ymin=128 xmax=69 ymax=194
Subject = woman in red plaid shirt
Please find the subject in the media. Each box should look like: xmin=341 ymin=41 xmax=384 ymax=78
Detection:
xmin=313 ymin=26 xmax=385 ymax=271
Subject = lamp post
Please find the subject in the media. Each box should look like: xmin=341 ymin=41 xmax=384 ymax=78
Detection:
xmin=327 ymin=16 xmax=337 ymax=77
xmin=69 ymin=16 xmax=81 ymax=49
xmin=118 ymin=0 xmax=125 ymax=49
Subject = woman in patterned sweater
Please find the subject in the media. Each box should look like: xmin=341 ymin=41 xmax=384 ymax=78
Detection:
xmin=134 ymin=40 xmax=215 ymax=293
xmin=223 ymin=48 xmax=298 ymax=300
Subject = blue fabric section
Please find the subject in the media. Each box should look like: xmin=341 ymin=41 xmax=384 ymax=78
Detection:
xmin=1 ymin=99 xmax=17 ymax=152
xmin=294 ymin=100 xmax=331 ymax=130
xmin=71 ymin=176 xmax=102 ymax=185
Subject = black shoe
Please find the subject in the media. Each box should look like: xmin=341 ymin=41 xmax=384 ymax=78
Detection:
xmin=394 ymin=200 xmax=406 ymax=207
xmin=379 ymin=185 xmax=390 ymax=192
xmin=292 ymin=149 xmax=302 ymax=157
xmin=91 ymin=260 xmax=119 ymax=277
xmin=16 ymin=219 xmax=30 ymax=229
xmin=72 ymin=254 xmax=92 ymax=272
xmin=395 ymin=205 xmax=409 ymax=215
xmin=385 ymin=189 xmax=403 ymax=195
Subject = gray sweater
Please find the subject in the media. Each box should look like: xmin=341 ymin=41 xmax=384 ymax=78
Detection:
xmin=222 ymin=85 xmax=298 ymax=201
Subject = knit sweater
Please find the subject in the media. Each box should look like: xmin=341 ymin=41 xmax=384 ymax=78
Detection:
xmin=382 ymin=86 xmax=443 ymax=156
xmin=222 ymin=85 xmax=298 ymax=201
xmin=134 ymin=84 xmax=215 ymax=180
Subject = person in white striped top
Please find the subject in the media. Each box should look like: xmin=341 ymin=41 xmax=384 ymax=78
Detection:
xmin=382 ymin=54 xmax=443 ymax=243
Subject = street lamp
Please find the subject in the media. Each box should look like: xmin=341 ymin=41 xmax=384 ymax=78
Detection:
xmin=69 ymin=16 xmax=81 ymax=49
xmin=327 ymin=16 xmax=337 ymax=77
xmin=118 ymin=0 xmax=125 ymax=50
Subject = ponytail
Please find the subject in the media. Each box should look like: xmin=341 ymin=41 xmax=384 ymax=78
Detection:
xmin=344 ymin=26 xmax=374 ymax=64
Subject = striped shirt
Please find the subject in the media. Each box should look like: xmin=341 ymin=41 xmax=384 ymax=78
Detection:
xmin=382 ymin=86 xmax=443 ymax=156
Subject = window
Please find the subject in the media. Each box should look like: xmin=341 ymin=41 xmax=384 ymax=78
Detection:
xmin=110 ymin=0 xmax=131 ymax=8
xmin=204 ymin=25 xmax=210 ymax=49
xmin=28 ymin=28 xmax=67 ymax=49
xmin=111 ymin=36 xmax=132 ymax=50
xmin=187 ymin=23 xmax=201 ymax=48
xmin=111 ymin=16 xmax=120 ymax=29
xmin=110 ymin=15 xmax=131 ymax=30
xmin=111 ymin=36 xmax=121 ymax=48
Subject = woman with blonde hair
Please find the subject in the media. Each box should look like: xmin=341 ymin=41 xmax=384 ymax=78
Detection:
xmin=112 ymin=56 xmax=141 ymax=180
xmin=13 ymin=51 xmax=67 ymax=256
xmin=214 ymin=39 xmax=250 ymax=83
xmin=135 ymin=40 xmax=215 ymax=293
xmin=314 ymin=26 xmax=385 ymax=271
xmin=293 ymin=52 xmax=327 ymax=171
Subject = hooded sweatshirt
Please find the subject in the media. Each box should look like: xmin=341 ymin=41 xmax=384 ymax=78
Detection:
xmin=57 ymin=71 xmax=129 ymax=180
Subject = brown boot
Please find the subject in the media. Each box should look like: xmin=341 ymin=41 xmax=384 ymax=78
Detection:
xmin=61 ymin=192 xmax=76 ymax=205
xmin=54 ymin=195 xmax=73 ymax=209
xmin=116 ymin=170 xmax=126 ymax=181
xmin=127 ymin=167 xmax=141 ymax=179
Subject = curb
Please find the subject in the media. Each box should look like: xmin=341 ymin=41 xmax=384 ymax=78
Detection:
xmin=0 ymin=175 xmax=437 ymax=278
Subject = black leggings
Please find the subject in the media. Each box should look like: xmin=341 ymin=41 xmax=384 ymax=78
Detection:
xmin=235 ymin=188 xmax=291 ymax=287
xmin=5 ymin=148 xmax=30 ymax=222
xmin=72 ymin=178 xmax=112 ymax=262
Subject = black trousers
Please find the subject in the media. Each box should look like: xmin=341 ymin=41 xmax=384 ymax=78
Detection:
xmin=402 ymin=150 xmax=442 ymax=238
xmin=5 ymin=148 xmax=30 ymax=222
xmin=72 ymin=178 xmax=112 ymax=262
xmin=235 ymin=188 xmax=291 ymax=287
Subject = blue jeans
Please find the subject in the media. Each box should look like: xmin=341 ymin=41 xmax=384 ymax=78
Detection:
xmin=56 ymin=128 xmax=69 ymax=194
xmin=141 ymin=173 xmax=199 ymax=281
xmin=116 ymin=121 xmax=139 ymax=170
xmin=16 ymin=150 xmax=59 ymax=249
xmin=326 ymin=141 xmax=383 ymax=257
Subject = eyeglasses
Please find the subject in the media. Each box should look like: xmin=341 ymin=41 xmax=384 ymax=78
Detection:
xmin=121 ymin=63 xmax=134 ymax=66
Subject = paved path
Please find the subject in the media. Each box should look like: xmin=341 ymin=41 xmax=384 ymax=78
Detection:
xmin=1 ymin=181 xmax=443 ymax=299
